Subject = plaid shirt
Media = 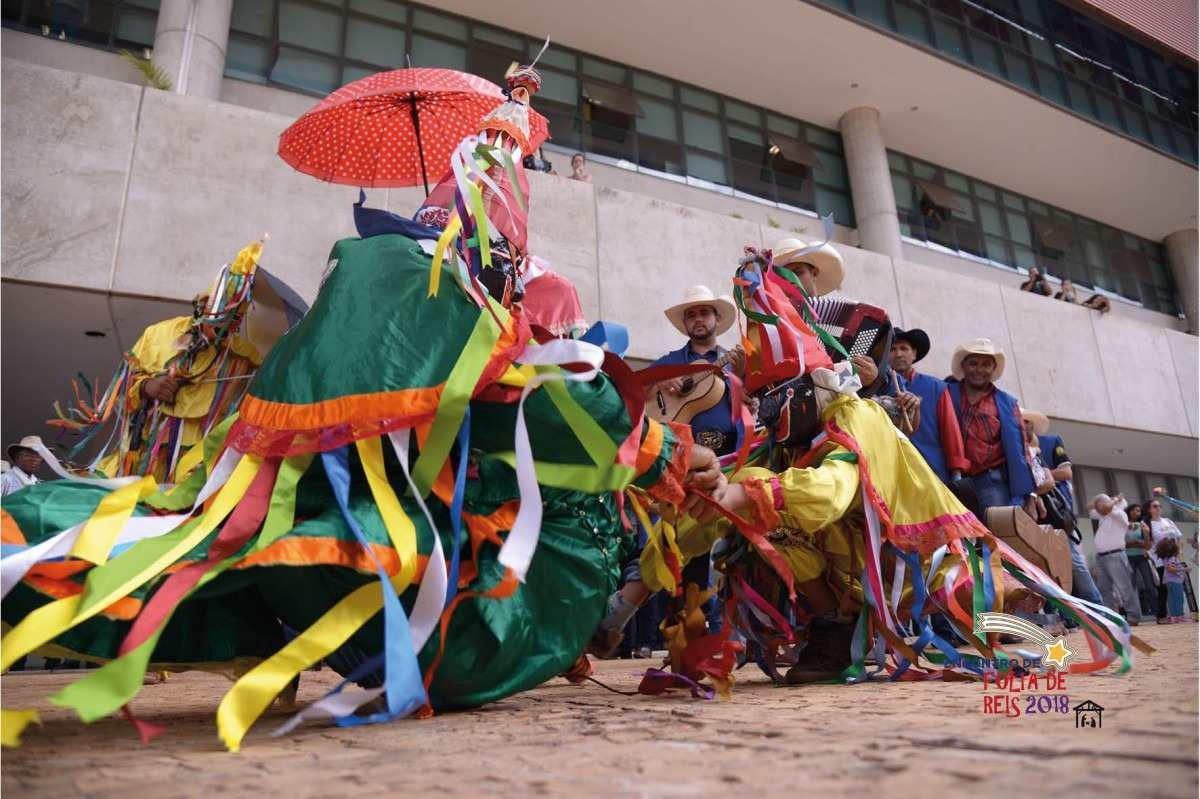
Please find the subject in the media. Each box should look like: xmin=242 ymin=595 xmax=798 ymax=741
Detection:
xmin=959 ymin=387 xmax=1006 ymax=475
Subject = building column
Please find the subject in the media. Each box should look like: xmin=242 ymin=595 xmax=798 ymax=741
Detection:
xmin=1164 ymin=228 xmax=1198 ymax=334
xmin=152 ymin=0 xmax=234 ymax=100
xmin=838 ymin=107 xmax=903 ymax=259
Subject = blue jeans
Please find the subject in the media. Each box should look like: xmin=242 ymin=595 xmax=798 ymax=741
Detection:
xmin=1069 ymin=537 xmax=1104 ymax=606
xmin=970 ymin=467 xmax=1014 ymax=517
xmin=1167 ymin=582 xmax=1185 ymax=617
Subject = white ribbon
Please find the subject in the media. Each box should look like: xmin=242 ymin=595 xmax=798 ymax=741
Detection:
xmin=271 ymin=687 xmax=385 ymax=737
xmin=499 ymin=338 xmax=605 ymax=581
xmin=0 ymin=448 xmax=242 ymax=599
xmin=387 ymin=428 xmax=446 ymax=651
xmin=25 ymin=437 xmax=142 ymax=490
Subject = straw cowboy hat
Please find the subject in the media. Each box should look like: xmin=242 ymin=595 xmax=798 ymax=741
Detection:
xmin=893 ymin=328 xmax=931 ymax=362
xmin=772 ymin=238 xmax=845 ymax=297
xmin=950 ymin=337 xmax=1007 ymax=381
xmin=1020 ymin=407 xmax=1050 ymax=436
xmin=664 ymin=285 xmax=737 ymax=337
xmin=6 ymin=435 xmax=42 ymax=462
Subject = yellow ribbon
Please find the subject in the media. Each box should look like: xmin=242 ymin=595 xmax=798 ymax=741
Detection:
xmin=69 ymin=474 xmax=158 ymax=565
xmin=0 ymin=455 xmax=259 ymax=672
xmin=216 ymin=440 xmax=422 ymax=751
xmin=1 ymin=708 xmax=40 ymax=748
xmin=216 ymin=578 xmax=394 ymax=751
xmin=355 ymin=437 xmax=418 ymax=592
xmin=631 ymin=494 xmax=682 ymax=595
xmin=428 ymin=214 xmax=463 ymax=298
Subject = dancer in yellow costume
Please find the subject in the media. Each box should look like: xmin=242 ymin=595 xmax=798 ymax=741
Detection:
xmin=638 ymin=246 xmax=1141 ymax=688
xmin=50 ymin=241 xmax=305 ymax=483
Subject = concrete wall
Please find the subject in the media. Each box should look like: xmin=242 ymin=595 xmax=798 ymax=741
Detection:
xmin=3 ymin=58 xmax=1197 ymax=446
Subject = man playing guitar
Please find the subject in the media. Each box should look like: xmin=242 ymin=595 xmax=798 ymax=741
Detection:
xmin=648 ymin=285 xmax=744 ymax=458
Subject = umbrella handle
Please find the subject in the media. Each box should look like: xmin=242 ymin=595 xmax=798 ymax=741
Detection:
xmin=409 ymin=91 xmax=430 ymax=197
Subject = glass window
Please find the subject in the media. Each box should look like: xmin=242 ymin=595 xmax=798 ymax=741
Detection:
xmin=816 ymin=188 xmax=853 ymax=228
xmin=279 ymin=1 xmax=343 ymax=54
xmin=581 ymin=56 xmax=626 ymax=85
xmin=410 ymin=34 xmax=466 ymax=69
xmin=680 ymin=86 xmax=719 ymax=112
xmin=934 ymin=19 xmax=967 ymax=58
xmin=856 ymin=0 xmax=890 ymax=28
xmin=350 ymin=0 xmax=405 ymax=23
xmin=806 ymin=126 xmax=841 ymax=150
xmin=226 ymin=36 xmax=272 ymax=83
xmin=638 ymin=136 xmax=684 ymax=176
xmin=944 ymin=171 xmax=969 ymax=192
xmin=686 ymin=151 xmax=728 ymax=185
xmin=472 ymin=25 xmax=522 ymax=50
xmin=1006 ymin=211 xmax=1031 ymax=244
xmin=537 ymin=69 xmax=578 ymax=105
xmin=767 ymin=114 xmax=800 ymax=137
xmin=682 ymin=110 xmax=723 ymax=152
xmin=1004 ymin=49 xmax=1036 ymax=90
xmin=346 ymin=17 xmax=405 ymax=68
xmin=724 ymin=100 xmax=760 ymax=126
xmin=232 ymin=0 xmax=273 ymax=36
xmin=342 ymin=65 xmax=375 ymax=85
xmin=115 ymin=7 xmax=157 ymax=47
xmin=535 ymin=47 xmax=574 ymax=70
xmin=636 ymin=96 xmax=677 ymax=139
xmin=412 ymin=7 xmax=465 ymax=38
xmin=633 ymin=72 xmax=673 ymax=99
xmin=985 ymin=236 xmax=1010 ymax=263
xmin=816 ymin=151 xmax=847 ymax=190
xmin=895 ymin=1 xmax=930 ymax=44
xmin=979 ymin=202 xmax=1005 ymax=236
xmin=271 ymin=47 xmax=340 ymax=93
xmin=970 ymin=34 xmax=1004 ymax=76
xmin=973 ymin=182 xmax=997 ymax=201
xmin=1093 ymin=92 xmax=1122 ymax=129
xmin=887 ymin=151 xmax=909 ymax=172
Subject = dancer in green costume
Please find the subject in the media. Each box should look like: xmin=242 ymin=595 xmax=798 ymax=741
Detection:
xmin=0 ymin=66 xmax=715 ymax=750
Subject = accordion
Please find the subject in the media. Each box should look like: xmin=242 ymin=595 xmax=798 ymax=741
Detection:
xmin=808 ymin=297 xmax=894 ymax=368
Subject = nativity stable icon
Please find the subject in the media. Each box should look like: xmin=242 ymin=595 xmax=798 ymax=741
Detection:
xmin=1073 ymin=700 xmax=1104 ymax=729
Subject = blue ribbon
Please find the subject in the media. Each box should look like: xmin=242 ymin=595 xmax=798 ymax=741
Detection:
xmin=321 ymin=447 xmax=427 ymax=725
xmin=580 ymin=321 xmax=629 ymax=355
xmin=445 ymin=407 xmax=470 ymax=608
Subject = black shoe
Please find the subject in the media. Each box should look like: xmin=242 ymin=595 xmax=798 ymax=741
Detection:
xmin=785 ymin=620 xmax=854 ymax=684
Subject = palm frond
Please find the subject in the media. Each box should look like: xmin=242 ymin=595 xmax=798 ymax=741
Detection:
xmin=119 ymin=49 xmax=172 ymax=91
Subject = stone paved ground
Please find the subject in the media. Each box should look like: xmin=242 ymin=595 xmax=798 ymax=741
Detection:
xmin=2 ymin=624 xmax=1196 ymax=798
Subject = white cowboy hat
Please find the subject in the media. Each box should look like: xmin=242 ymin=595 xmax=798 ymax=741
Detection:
xmin=772 ymin=238 xmax=845 ymax=297
xmin=950 ymin=337 xmax=1007 ymax=381
xmin=1019 ymin=407 xmax=1050 ymax=436
xmin=663 ymin=285 xmax=737 ymax=337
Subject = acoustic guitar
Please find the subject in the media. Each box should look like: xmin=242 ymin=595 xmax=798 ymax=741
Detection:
xmin=645 ymin=347 xmax=742 ymax=424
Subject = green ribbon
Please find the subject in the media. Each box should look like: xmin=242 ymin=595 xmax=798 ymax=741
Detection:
xmin=53 ymin=453 xmax=314 ymax=722
xmin=411 ymin=308 xmax=506 ymax=496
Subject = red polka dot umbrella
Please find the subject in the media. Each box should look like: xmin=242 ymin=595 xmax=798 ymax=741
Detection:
xmin=277 ymin=67 xmax=550 ymax=193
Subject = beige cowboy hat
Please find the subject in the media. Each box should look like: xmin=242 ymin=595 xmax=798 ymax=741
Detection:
xmin=664 ymin=285 xmax=737 ymax=337
xmin=772 ymin=238 xmax=845 ymax=297
xmin=950 ymin=337 xmax=1007 ymax=381
xmin=1019 ymin=407 xmax=1050 ymax=436
xmin=1022 ymin=407 xmax=1051 ymax=431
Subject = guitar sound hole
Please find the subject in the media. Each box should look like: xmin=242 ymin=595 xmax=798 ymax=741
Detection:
xmin=681 ymin=378 xmax=695 ymax=394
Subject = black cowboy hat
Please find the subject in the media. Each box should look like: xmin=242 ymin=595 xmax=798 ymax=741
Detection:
xmin=893 ymin=328 xmax=931 ymax=363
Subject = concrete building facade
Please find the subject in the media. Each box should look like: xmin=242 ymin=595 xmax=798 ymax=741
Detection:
xmin=2 ymin=1 xmax=1197 ymax=527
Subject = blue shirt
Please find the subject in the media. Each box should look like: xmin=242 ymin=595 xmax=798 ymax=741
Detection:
xmin=652 ymin=342 xmax=737 ymax=455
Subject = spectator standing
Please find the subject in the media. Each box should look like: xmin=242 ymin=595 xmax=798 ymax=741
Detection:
xmin=1157 ymin=538 xmax=1192 ymax=623
xmin=1146 ymin=498 xmax=1184 ymax=622
xmin=1088 ymin=493 xmax=1142 ymax=624
xmin=889 ymin=328 xmax=969 ymax=484
xmin=947 ymin=338 xmax=1037 ymax=520
xmin=2 ymin=438 xmax=44 ymax=497
xmin=1027 ymin=411 xmax=1105 ymax=607
xmin=569 ymin=152 xmax=592 ymax=183
xmin=1126 ymin=502 xmax=1157 ymax=616
xmin=1054 ymin=279 xmax=1079 ymax=303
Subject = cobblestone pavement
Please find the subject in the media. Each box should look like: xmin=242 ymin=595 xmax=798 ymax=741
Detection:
xmin=3 ymin=624 xmax=1196 ymax=798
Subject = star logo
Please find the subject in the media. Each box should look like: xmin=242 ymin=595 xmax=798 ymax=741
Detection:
xmin=1043 ymin=637 xmax=1074 ymax=670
